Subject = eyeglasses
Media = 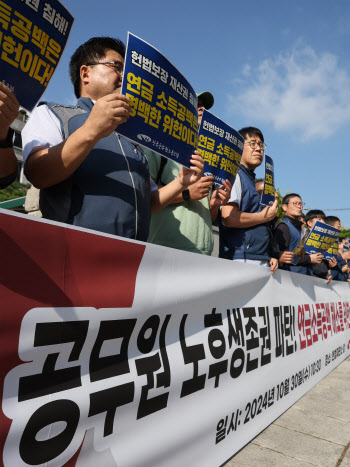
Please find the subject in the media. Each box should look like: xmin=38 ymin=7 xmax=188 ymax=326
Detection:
xmin=245 ymin=140 xmax=267 ymax=150
xmin=289 ymin=202 xmax=303 ymax=207
xmin=86 ymin=61 xmax=124 ymax=75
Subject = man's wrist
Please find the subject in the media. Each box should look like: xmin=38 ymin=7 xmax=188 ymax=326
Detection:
xmin=81 ymin=120 xmax=102 ymax=145
xmin=0 ymin=127 xmax=14 ymax=148
xmin=182 ymin=188 xmax=190 ymax=201
xmin=259 ymin=210 xmax=267 ymax=224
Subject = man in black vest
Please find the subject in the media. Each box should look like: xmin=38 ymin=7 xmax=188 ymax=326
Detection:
xmin=219 ymin=127 xmax=278 ymax=273
xmin=304 ymin=210 xmax=335 ymax=281
xmin=22 ymin=37 xmax=203 ymax=240
xmin=0 ymin=82 xmax=18 ymax=189
xmin=274 ymin=193 xmax=322 ymax=275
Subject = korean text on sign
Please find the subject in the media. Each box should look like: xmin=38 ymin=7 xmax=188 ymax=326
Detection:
xmin=198 ymin=109 xmax=244 ymax=186
xmin=304 ymin=220 xmax=340 ymax=255
xmin=0 ymin=0 xmax=74 ymax=111
xmin=260 ymin=155 xmax=275 ymax=207
xmin=118 ymin=32 xmax=198 ymax=169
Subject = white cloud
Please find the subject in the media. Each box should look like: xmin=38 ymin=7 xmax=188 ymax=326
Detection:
xmin=229 ymin=46 xmax=350 ymax=141
xmin=242 ymin=64 xmax=251 ymax=77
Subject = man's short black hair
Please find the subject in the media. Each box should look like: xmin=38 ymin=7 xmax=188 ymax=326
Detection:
xmin=282 ymin=193 xmax=301 ymax=205
xmin=305 ymin=209 xmax=326 ymax=222
xmin=325 ymin=216 xmax=340 ymax=226
xmin=69 ymin=36 xmax=125 ymax=99
xmin=238 ymin=126 xmax=264 ymax=142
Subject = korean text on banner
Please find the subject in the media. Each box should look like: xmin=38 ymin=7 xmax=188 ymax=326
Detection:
xmin=118 ymin=33 xmax=198 ymax=169
xmin=198 ymin=109 xmax=244 ymax=187
xmin=260 ymin=154 xmax=275 ymax=207
xmin=1 ymin=209 xmax=350 ymax=467
xmin=0 ymin=0 xmax=74 ymax=111
xmin=304 ymin=220 xmax=340 ymax=255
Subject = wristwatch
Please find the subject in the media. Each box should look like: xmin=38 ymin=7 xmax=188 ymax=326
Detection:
xmin=0 ymin=128 xmax=14 ymax=148
xmin=182 ymin=189 xmax=190 ymax=201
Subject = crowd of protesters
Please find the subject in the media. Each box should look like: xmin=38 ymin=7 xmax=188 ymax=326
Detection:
xmin=1 ymin=36 xmax=349 ymax=283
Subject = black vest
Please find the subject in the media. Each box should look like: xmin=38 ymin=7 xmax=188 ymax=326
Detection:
xmin=219 ymin=164 xmax=271 ymax=260
xmin=39 ymin=98 xmax=152 ymax=241
xmin=279 ymin=217 xmax=312 ymax=275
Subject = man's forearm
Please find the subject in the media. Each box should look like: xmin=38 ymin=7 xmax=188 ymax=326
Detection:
xmin=0 ymin=148 xmax=18 ymax=180
xmin=151 ymin=178 xmax=188 ymax=213
xmin=210 ymin=205 xmax=219 ymax=221
xmin=26 ymin=94 xmax=133 ymax=189
xmin=222 ymin=209 xmax=265 ymax=228
xmin=163 ymin=189 xmax=185 ymax=204
xmin=26 ymin=125 xmax=100 ymax=189
xmin=298 ymin=254 xmax=311 ymax=266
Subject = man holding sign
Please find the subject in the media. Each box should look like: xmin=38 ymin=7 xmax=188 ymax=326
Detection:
xmin=22 ymin=37 xmax=203 ymax=240
xmin=273 ymin=193 xmax=320 ymax=275
xmin=219 ymin=127 xmax=278 ymax=273
xmin=304 ymin=210 xmax=336 ymax=280
xmin=0 ymin=82 xmax=19 ymax=188
xmin=146 ymin=92 xmax=231 ymax=255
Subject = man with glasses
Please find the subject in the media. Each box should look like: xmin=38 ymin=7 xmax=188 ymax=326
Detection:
xmin=274 ymin=193 xmax=322 ymax=275
xmin=219 ymin=127 xmax=278 ymax=273
xmin=22 ymin=37 xmax=203 ymax=240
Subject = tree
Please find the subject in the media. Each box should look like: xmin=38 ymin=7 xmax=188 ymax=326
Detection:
xmin=340 ymin=229 xmax=350 ymax=240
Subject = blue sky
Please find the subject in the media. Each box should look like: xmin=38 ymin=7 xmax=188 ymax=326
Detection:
xmin=43 ymin=0 xmax=350 ymax=227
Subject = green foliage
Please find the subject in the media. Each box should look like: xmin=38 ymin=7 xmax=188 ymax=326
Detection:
xmin=0 ymin=182 xmax=30 ymax=202
xmin=340 ymin=229 xmax=350 ymax=239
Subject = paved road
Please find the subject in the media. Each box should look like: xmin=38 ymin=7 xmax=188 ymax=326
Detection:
xmin=224 ymin=357 xmax=350 ymax=467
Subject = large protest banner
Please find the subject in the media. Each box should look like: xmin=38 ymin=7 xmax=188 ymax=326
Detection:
xmin=0 ymin=0 xmax=74 ymax=111
xmin=1 ymin=210 xmax=350 ymax=467
xmin=118 ymin=33 xmax=198 ymax=168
